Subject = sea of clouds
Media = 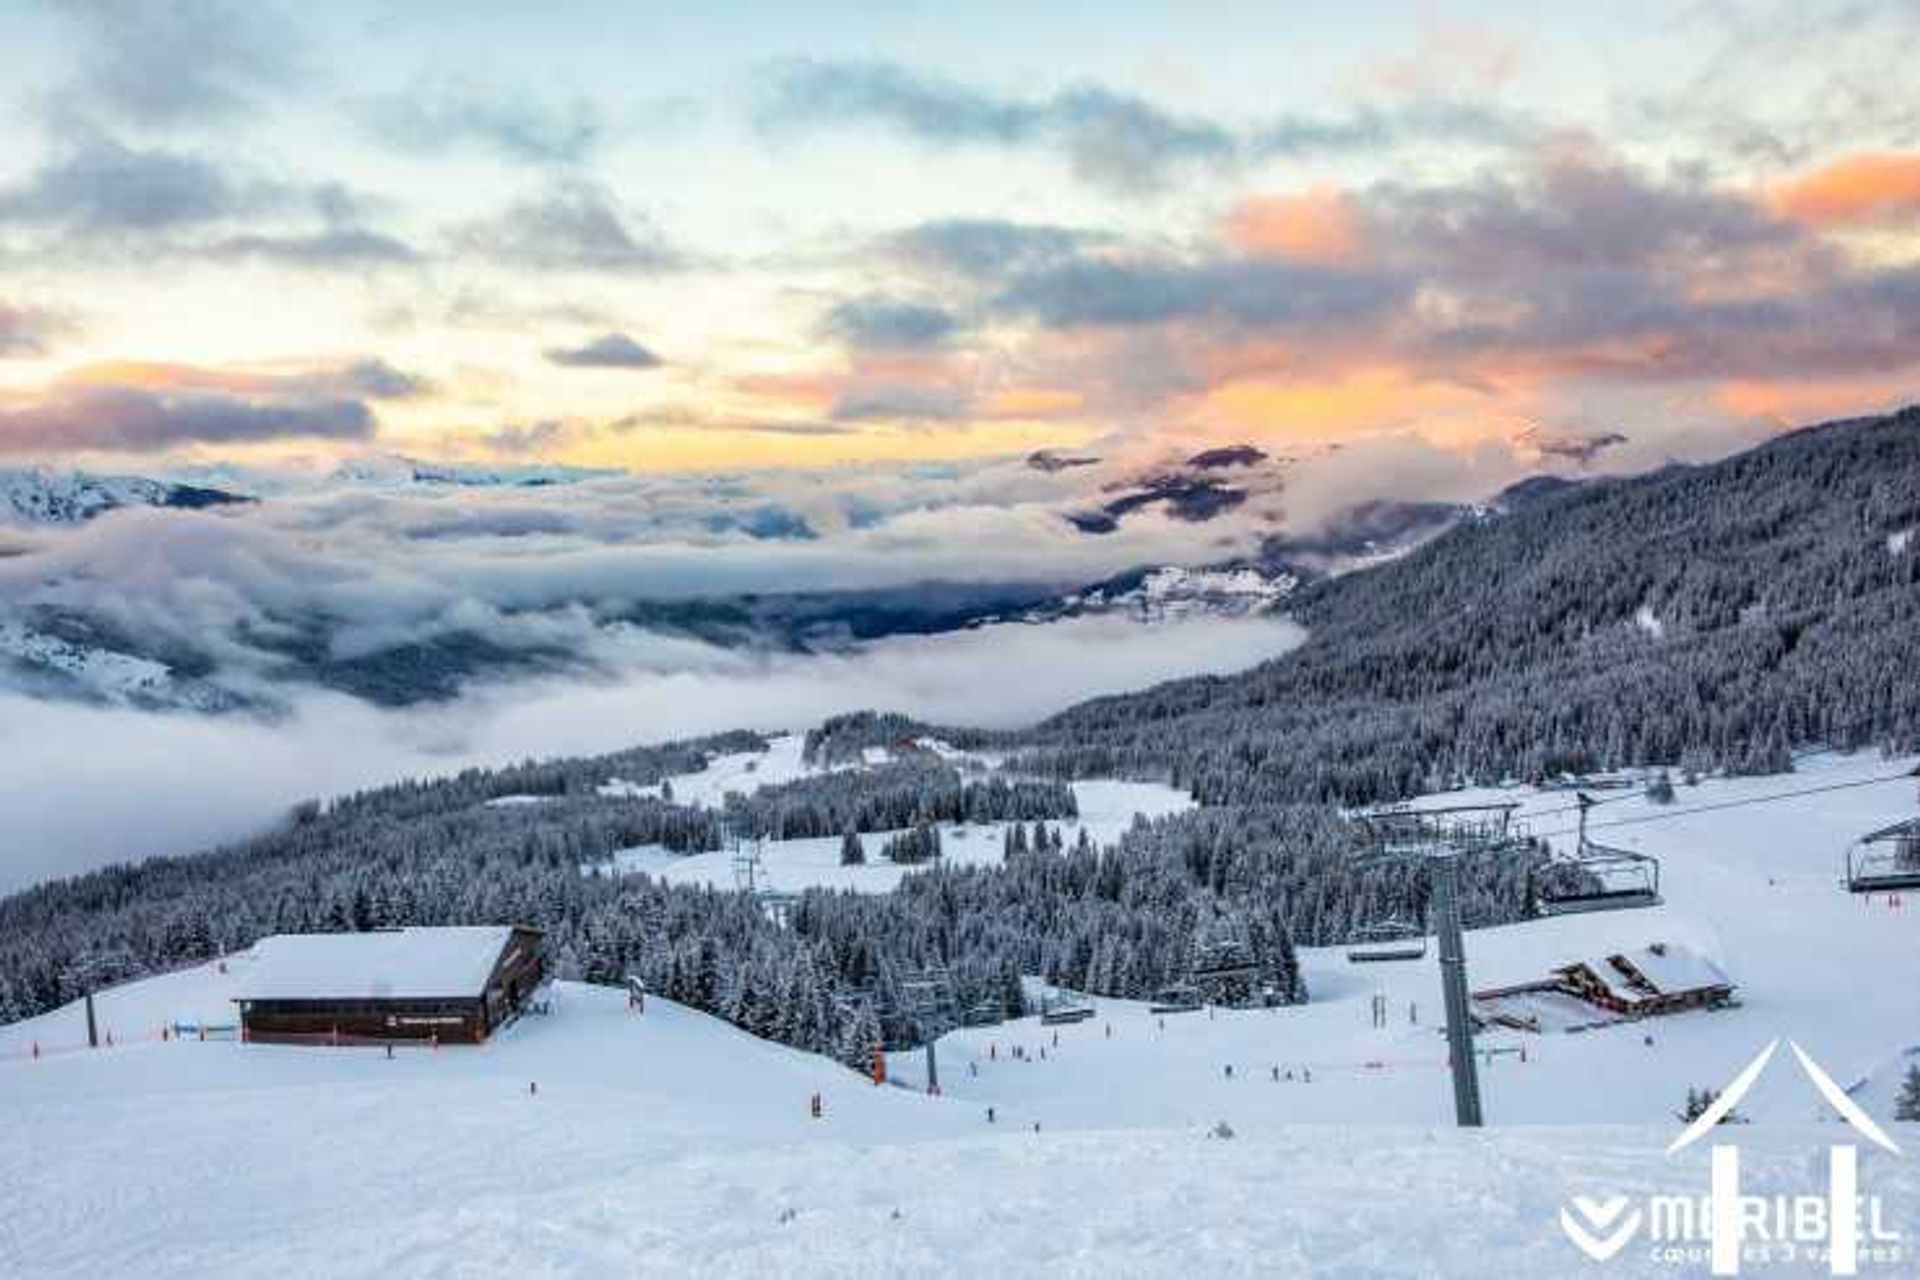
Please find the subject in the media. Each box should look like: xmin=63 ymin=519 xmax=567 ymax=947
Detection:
xmin=0 ymin=613 xmax=1300 ymax=892
xmin=0 ymin=430 xmax=1608 ymax=891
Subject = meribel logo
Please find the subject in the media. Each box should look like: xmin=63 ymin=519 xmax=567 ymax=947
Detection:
xmin=1558 ymin=1040 xmax=1904 ymax=1275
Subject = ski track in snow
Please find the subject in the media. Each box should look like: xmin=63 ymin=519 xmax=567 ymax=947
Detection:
xmin=4 ymin=750 xmax=1920 ymax=1276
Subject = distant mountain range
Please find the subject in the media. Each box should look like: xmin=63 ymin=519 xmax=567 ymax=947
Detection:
xmin=1065 ymin=443 xmax=1277 ymax=533
xmin=326 ymin=455 xmax=622 ymax=489
xmin=0 ymin=467 xmax=254 ymax=526
xmin=1020 ymin=407 xmax=1920 ymax=803
xmin=0 ymin=443 xmax=1606 ymax=712
xmin=0 ymin=455 xmax=624 ymax=527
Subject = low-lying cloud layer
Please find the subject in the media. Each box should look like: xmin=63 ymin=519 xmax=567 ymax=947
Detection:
xmin=0 ymin=612 xmax=1301 ymax=892
xmin=0 ymin=426 xmax=1644 ymax=701
xmin=1 ymin=412 xmax=1731 ymax=725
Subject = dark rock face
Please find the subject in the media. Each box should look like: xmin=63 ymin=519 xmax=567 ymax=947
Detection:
xmin=1186 ymin=445 xmax=1268 ymax=470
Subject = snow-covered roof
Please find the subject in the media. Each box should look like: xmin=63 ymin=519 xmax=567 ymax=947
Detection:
xmin=1617 ymin=945 xmax=1730 ymax=995
xmin=1554 ymin=944 xmax=1731 ymax=999
xmin=234 ymin=926 xmax=523 ymax=1001
xmin=1556 ymin=956 xmax=1643 ymax=1002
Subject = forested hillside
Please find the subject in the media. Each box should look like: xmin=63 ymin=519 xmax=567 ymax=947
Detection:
xmin=1018 ymin=408 xmax=1920 ymax=804
xmin=4 ymin=734 xmax=1549 ymax=1051
xmin=723 ymin=761 xmax=1077 ymax=839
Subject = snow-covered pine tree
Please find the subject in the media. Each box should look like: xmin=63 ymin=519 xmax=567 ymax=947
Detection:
xmin=1895 ymin=1065 xmax=1920 ymax=1122
xmin=1678 ymin=1087 xmax=1741 ymax=1124
xmin=835 ymin=999 xmax=882 ymax=1072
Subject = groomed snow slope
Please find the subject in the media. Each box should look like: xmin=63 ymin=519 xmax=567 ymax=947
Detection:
xmin=5 ymin=978 xmax=1914 ymax=1278
xmin=586 ymin=776 xmax=1194 ymax=892
xmin=885 ymin=748 xmax=1918 ymax=1130
xmin=4 ymin=752 xmax=1919 ymax=1277
xmin=581 ymin=730 xmax=1196 ymax=892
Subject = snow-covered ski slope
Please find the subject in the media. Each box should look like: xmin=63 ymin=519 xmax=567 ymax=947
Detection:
xmin=581 ymin=731 xmax=1196 ymax=891
xmin=4 ymin=752 xmax=1919 ymax=1277
xmin=893 ymin=752 xmax=1920 ymax=1129
xmin=586 ymin=779 xmax=1193 ymax=891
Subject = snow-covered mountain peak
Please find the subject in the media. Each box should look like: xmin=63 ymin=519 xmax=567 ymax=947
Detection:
xmin=0 ymin=466 xmax=252 ymax=526
xmin=327 ymin=454 xmax=620 ymax=489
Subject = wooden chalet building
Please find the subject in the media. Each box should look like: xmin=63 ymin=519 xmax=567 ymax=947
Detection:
xmin=1549 ymin=944 xmax=1733 ymax=1017
xmin=1472 ymin=941 xmax=1734 ymax=1030
xmin=233 ymin=925 xmax=544 ymax=1045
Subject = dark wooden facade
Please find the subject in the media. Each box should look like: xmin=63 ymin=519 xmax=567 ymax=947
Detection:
xmin=237 ymin=927 xmax=544 ymax=1046
xmin=1550 ymin=954 xmax=1731 ymax=1017
xmin=1473 ymin=944 xmax=1734 ymax=1028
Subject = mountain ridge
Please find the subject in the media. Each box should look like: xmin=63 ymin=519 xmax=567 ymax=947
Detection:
xmin=1016 ymin=406 xmax=1920 ymax=803
xmin=0 ymin=466 xmax=254 ymax=526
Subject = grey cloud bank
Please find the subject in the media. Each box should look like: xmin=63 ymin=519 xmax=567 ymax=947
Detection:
xmin=0 ymin=613 xmax=1300 ymax=892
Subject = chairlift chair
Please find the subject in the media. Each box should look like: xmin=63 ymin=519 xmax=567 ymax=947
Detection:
xmin=1531 ymin=846 xmax=1663 ymax=915
xmin=963 ymin=998 xmax=1006 ymax=1028
xmin=1530 ymin=792 xmax=1663 ymax=916
xmin=1188 ymin=952 xmax=1262 ymax=983
xmin=1844 ymin=818 xmax=1920 ymax=894
xmin=1359 ymin=802 xmax=1521 ymax=846
xmin=1187 ymin=917 xmax=1263 ymax=1005
xmin=1040 ymin=993 xmax=1097 ymax=1026
xmin=1345 ymin=917 xmax=1428 ymax=963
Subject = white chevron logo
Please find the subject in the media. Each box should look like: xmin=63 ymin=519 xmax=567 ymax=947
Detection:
xmin=1554 ymin=1039 xmax=1904 ymax=1274
xmin=1559 ymin=1196 xmax=1642 ymax=1262
xmin=1666 ymin=1039 xmax=1901 ymax=1156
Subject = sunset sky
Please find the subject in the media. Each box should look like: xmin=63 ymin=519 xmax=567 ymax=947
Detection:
xmin=3 ymin=0 xmax=1919 ymax=473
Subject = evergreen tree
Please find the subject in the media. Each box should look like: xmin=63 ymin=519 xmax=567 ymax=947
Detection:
xmin=1895 ymin=1065 xmax=1920 ymax=1123
xmin=1678 ymin=1087 xmax=1741 ymax=1125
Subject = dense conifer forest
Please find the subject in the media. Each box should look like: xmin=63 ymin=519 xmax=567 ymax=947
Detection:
xmin=1016 ymin=409 xmax=1920 ymax=803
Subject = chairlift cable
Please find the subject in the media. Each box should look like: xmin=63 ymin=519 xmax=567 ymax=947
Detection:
xmin=1523 ymin=770 xmax=1915 ymax=842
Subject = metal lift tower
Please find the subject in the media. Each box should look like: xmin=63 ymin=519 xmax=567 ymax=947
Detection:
xmin=1356 ymin=803 xmax=1526 ymax=1128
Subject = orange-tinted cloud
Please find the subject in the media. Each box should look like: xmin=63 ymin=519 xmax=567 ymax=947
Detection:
xmin=0 ymin=381 xmax=376 ymax=456
xmin=1222 ymin=186 xmax=1369 ymax=265
xmin=56 ymin=358 xmax=425 ymax=400
xmin=1767 ymin=152 xmax=1920 ymax=227
xmin=983 ymin=387 xmax=1083 ymax=419
xmin=1712 ymin=376 xmax=1912 ymax=424
xmin=1184 ymin=366 xmax=1524 ymax=447
xmin=731 ymin=370 xmax=842 ymax=410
